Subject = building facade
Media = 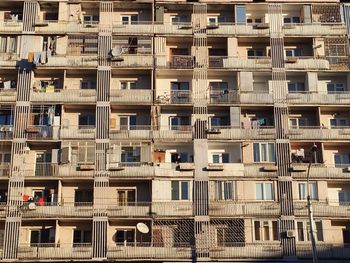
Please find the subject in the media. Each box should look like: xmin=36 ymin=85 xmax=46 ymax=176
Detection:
xmin=0 ymin=0 xmax=350 ymax=261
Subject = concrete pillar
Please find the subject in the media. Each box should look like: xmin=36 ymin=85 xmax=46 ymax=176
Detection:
xmin=227 ymin=37 xmax=238 ymax=57
xmin=238 ymin=72 xmax=253 ymax=92
xmin=306 ymin=72 xmax=318 ymax=92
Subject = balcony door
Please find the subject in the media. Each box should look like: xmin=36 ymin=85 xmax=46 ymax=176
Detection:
xmin=117 ymin=188 xmax=136 ymax=206
xmin=115 ymin=228 xmax=136 ymax=246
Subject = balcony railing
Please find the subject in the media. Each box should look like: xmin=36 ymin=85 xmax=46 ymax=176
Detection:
xmin=110 ymin=54 xmax=153 ymax=68
xmin=244 ymin=163 xmax=278 ymax=178
xmin=109 ymin=163 xmax=155 ymax=178
xmin=240 ymin=91 xmax=273 ymax=104
xmin=113 ymin=21 xmax=154 ymax=34
xmin=60 ymin=125 xmax=95 ymax=139
xmin=107 ymin=243 xmax=193 ymax=260
xmin=294 ymin=201 xmax=350 ymax=218
xmin=26 ymin=125 xmax=56 ymax=140
xmin=209 ymin=90 xmax=239 ymax=104
xmin=0 ymin=20 xmax=23 ymax=32
xmin=284 ymin=56 xmax=329 ymax=70
xmin=110 ymin=89 xmax=153 ymax=104
xmin=209 ymin=56 xmax=272 ymax=70
xmin=0 ymin=89 xmax=16 ymax=102
xmin=155 ymin=22 xmax=193 ymax=35
xmin=291 ymin=164 xmax=350 ymax=179
xmin=287 ymin=91 xmax=350 ymax=105
xmin=110 ymin=125 xmax=152 ymax=140
xmin=0 ymin=53 xmax=19 ymax=67
xmin=155 ymin=91 xmax=192 ymax=104
xmin=288 ymin=126 xmax=350 ymax=140
xmin=207 ymin=126 xmax=275 ymax=140
xmin=18 ymin=244 xmax=92 ymax=260
xmin=31 ymin=89 xmax=96 ymax=103
xmin=37 ymin=56 xmax=98 ymax=68
xmin=0 ymin=125 xmax=13 ymax=140
xmin=283 ymin=22 xmax=346 ymax=36
xmin=153 ymin=126 xmax=193 ymax=140
xmin=297 ymin=244 xmax=350 ymax=260
xmin=0 ymin=162 xmax=10 ymax=177
xmin=58 ymin=164 xmax=94 ymax=177
xmin=21 ymin=202 xmax=93 ymax=218
xmin=34 ymin=163 xmax=58 ymax=177
xmin=209 ymin=201 xmax=280 ymax=217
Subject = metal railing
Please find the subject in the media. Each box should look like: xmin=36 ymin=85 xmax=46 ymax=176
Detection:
xmin=26 ymin=125 xmax=55 ymax=140
xmin=34 ymin=163 xmax=58 ymax=177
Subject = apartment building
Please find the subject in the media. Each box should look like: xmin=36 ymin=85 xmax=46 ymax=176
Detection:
xmin=1 ymin=0 xmax=350 ymax=262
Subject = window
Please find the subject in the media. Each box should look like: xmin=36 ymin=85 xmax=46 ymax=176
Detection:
xmin=115 ymin=229 xmax=135 ymax=246
xmin=297 ymin=221 xmax=323 ymax=242
xmin=256 ymin=182 xmax=274 ymax=200
xmin=247 ymin=18 xmax=262 ymax=24
xmin=117 ymin=188 xmax=136 ymax=206
xmin=169 ymin=116 xmax=190 ymax=130
xmin=83 ymin=15 xmax=99 ymax=26
xmin=80 ymin=81 xmax=96 ymax=90
xmin=74 ymin=190 xmax=93 ymax=206
xmin=73 ymin=230 xmax=92 ymax=246
xmin=78 ymin=114 xmax=95 ymax=128
xmin=171 ymin=152 xmax=189 ymax=163
xmin=283 ymin=17 xmax=300 ymax=24
xmin=44 ymin=12 xmax=58 ymax=21
xmin=334 ymin=154 xmax=350 ymax=167
xmin=210 ymin=117 xmax=229 ymax=128
xmin=120 ymin=81 xmax=137 ymax=90
xmin=171 ymin=16 xmax=189 ymax=25
xmin=215 ymin=181 xmax=234 ymax=200
xmin=247 ymin=49 xmax=264 ymax=57
xmin=288 ymin=82 xmax=305 ymax=93
xmin=327 ymin=83 xmax=345 ymax=93
xmin=254 ymin=221 xmax=279 ymax=241
xmin=338 ymin=192 xmax=350 ymax=205
xmin=253 ymin=143 xmax=276 ymax=163
xmin=171 ymin=82 xmax=189 ymax=91
xmin=121 ymin=147 xmax=140 ymax=163
xmin=121 ymin=15 xmax=138 ymax=25
xmin=78 ymin=141 xmax=95 ymax=164
xmin=289 ymin=118 xmax=307 ymax=129
xmin=209 ymin=82 xmax=229 ymax=92
xmin=0 ymin=36 xmax=17 ymax=53
xmin=171 ymin=181 xmax=189 ymax=200
xmin=0 ymin=112 xmax=13 ymax=125
xmin=30 ymin=229 xmax=55 ymax=246
xmin=285 ymin=48 xmax=302 ymax=57
xmin=212 ymin=153 xmax=230 ymax=163
xmin=119 ymin=116 xmax=137 ymax=130
xmin=235 ymin=5 xmax=246 ymax=24
xmin=330 ymin=118 xmax=348 ymax=128
xmin=207 ymin=16 xmax=225 ymax=25
xmin=298 ymin=182 xmax=318 ymax=200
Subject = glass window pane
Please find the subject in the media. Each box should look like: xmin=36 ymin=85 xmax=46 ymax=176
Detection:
xmin=253 ymin=143 xmax=260 ymax=162
xmin=299 ymin=183 xmax=306 ymax=200
xmin=261 ymin=144 xmax=267 ymax=162
xmin=222 ymin=153 xmax=230 ymax=163
xmin=236 ymin=5 xmax=246 ymax=24
xmin=171 ymin=181 xmax=179 ymax=200
xmin=213 ymin=154 xmax=220 ymax=163
xmin=265 ymin=183 xmax=273 ymax=200
xmin=224 ymin=182 xmax=233 ymax=200
xmin=256 ymin=183 xmax=263 ymax=200
xmin=254 ymin=221 xmax=261 ymax=240
xmin=181 ymin=181 xmax=189 ymax=200
xmin=316 ymin=222 xmax=324 ymax=241
xmin=268 ymin=143 xmax=275 ymax=162
xmin=310 ymin=183 xmax=318 ymax=200
xmin=297 ymin=222 xmax=304 ymax=241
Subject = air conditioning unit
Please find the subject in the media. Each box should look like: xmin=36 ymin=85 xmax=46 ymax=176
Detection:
xmin=286 ymin=230 xmax=296 ymax=238
xmin=206 ymin=163 xmax=224 ymax=171
xmin=206 ymin=128 xmax=221 ymax=134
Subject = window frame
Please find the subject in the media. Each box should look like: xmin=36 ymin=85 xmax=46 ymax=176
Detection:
xmin=253 ymin=220 xmax=279 ymax=242
xmin=171 ymin=181 xmax=190 ymax=201
xmin=255 ymin=182 xmax=274 ymax=201
xmin=298 ymin=182 xmax=318 ymax=201
xmin=253 ymin=142 xmax=276 ymax=163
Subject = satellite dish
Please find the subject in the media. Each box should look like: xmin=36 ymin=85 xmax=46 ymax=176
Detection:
xmin=136 ymin=223 xmax=149 ymax=234
xmin=111 ymin=47 xmax=123 ymax=57
xmin=28 ymin=203 xmax=36 ymax=210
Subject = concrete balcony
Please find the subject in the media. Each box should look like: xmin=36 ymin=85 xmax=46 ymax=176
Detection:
xmin=209 ymin=56 xmax=272 ymax=70
xmin=0 ymin=21 xmax=23 ymax=33
xmin=156 ymin=55 xmax=193 ymax=69
xmin=110 ymin=126 xmax=152 ymax=140
xmin=208 ymin=163 xmax=244 ymax=177
xmin=283 ymin=23 xmax=347 ymax=36
xmin=21 ymin=203 xmax=93 ymax=218
xmin=240 ymin=91 xmax=273 ymax=105
xmin=111 ymin=54 xmax=153 ymax=68
xmin=288 ymin=127 xmax=350 ymax=140
xmin=31 ymin=89 xmax=96 ymax=104
xmin=209 ymin=201 xmax=280 ymax=217
xmin=207 ymin=127 xmax=275 ymax=140
xmin=155 ymin=22 xmax=192 ymax=35
xmin=35 ymin=21 xmax=99 ymax=34
xmin=284 ymin=57 xmax=329 ymax=70
xmin=109 ymin=163 xmax=155 ymax=179
xmin=0 ymin=53 xmax=18 ymax=67
xmin=26 ymin=126 xmax=59 ymax=140
xmin=287 ymin=91 xmax=350 ymax=105
xmin=152 ymin=202 xmax=193 ymax=217
xmin=60 ymin=126 xmax=95 ymax=140
xmin=18 ymin=245 xmax=92 ymax=261
xmin=0 ymin=125 xmax=13 ymax=140
xmin=37 ymin=56 xmax=98 ymax=68
xmin=58 ymin=165 xmax=94 ymax=178
xmin=154 ymin=163 xmax=194 ymax=177
xmin=153 ymin=126 xmax=192 ymax=140
xmin=297 ymin=244 xmax=350 ymax=260
xmin=113 ymin=21 xmax=154 ymax=35
xmin=244 ymin=163 xmax=278 ymax=178
xmin=291 ymin=164 xmax=350 ymax=179
xmin=209 ymin=90 xmax=239 ymax=104
xmin=206 ymin=23 xmax=270 ymax=36
xmin=294 ymin=201 xmax=350 ymax=218
xmin=107 ymin=244 xmax=193 ymax=260
xmin=110 ymin=89 xmax=153 ymax=104
xmin=107 ymin=203 xmax=150 ymax=217
xmin=155 ymin=90 xmax=192 ymax=105
xmin=211 ymin=244 xmax=282 ymax=260
xmin=0 ymin=89 xmax=16 ymax=102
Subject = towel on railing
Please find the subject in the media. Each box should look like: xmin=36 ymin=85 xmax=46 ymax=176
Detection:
xmin=28 ymin=52 xmax=34 ymax=62
xmin=33 ymin=52 xmax=40 ymax=64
